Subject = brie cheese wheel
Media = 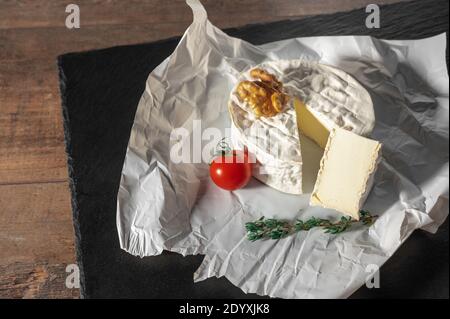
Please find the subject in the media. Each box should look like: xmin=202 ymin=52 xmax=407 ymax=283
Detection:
xmin=310 ymin=128 xmax=382 ymax=219
xmin=228 ymin=59 xmax=375 ymax=194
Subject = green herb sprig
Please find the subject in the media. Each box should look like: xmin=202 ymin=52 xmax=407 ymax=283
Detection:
xmin=245 ymin=210 xmax=377 ymax=241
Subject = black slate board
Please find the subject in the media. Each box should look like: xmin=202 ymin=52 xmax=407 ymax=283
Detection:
xmin=58 ymin=0 xmax=449 ymax=298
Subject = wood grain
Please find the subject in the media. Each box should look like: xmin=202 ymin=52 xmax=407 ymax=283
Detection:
xmin=0 ymin=262 xmax=79 ymax=299
xmin=0 ymin=0 xmax=408 ymax=30
xmin=0 ymin=59 xmax=66 ymax=184
xmin=0 ymin=0 xmax=408 ymax=298
xmin=0 ymin=183 xmax=78 ymax=298
xmin=0 ymin=183 xmax=75 ymax=264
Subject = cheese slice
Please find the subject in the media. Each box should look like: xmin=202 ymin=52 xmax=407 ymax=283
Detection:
xmin=294 ymin=98 xmax=329 ymax=149
xmin=310 ymin=128 xmax=382 ymax=220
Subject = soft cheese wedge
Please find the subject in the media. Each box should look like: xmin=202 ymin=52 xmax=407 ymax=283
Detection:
xmin=310 ymin=128 xmax=382 ymax=220
xmin=228 ymin=59 xmax=375 ymax=194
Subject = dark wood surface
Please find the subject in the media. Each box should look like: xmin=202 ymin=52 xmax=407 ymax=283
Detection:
xmin=0 ymin=0 xmax=409 ymax=298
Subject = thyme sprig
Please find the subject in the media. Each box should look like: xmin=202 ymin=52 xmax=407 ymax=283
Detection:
xmin=245 ymin=210 xmax=377 ymax=241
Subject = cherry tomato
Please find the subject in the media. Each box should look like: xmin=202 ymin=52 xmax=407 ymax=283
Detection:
xmin=210 ymin=150 xmax=252 ymax=191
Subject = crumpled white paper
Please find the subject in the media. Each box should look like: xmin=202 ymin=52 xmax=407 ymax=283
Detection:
xmin=117 ymin=0 xmax=449 ymax=298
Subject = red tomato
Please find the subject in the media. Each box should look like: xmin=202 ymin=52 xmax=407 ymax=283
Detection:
xmin=210 ymin=150 xmax=252 ymax=191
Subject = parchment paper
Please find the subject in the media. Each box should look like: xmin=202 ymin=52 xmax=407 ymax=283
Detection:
xmin=116 ymin=0 xmax=449 ymax=298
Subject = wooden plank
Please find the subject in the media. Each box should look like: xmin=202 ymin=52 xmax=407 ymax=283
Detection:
xmin=0 ymin=23 xmax=189 ymax=61
xmin=0 ymin=182 xmax=78 ymax=298
xmin=0 ymin=0 xmax=199 ymax=29
xmin=0 ymin=0 xmax=300 ymax=30
xmin=0 ymin=0 xmax=410 ymax=30
xmin=0 ymin=59 xmax=58 ymax=91
xmin=0 ymin=262 xmax=79 ymax=299
xmin=274 ymin=0 xmax=411 ymax=16
xmin=0 ymin=65 xmax=67 ymax=184
xmin=0 ymin=183 xmax=75 ymax=264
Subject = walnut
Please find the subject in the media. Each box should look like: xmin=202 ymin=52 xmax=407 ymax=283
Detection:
xmin=250 ymin=68 xmax=282 ymax=90
xmin=271 ymin=92 xmax=289 ymax=113
xmin=235 ymin=68 xmax=288 ymax=118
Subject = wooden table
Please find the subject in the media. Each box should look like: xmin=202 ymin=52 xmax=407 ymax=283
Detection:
xmin=0 ymin=0 xmax=408 ymax=298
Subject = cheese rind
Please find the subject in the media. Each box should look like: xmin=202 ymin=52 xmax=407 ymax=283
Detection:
xmin=310 ymin=128 xmax=382 ymax=220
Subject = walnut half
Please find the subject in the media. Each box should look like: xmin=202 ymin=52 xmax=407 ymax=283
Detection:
xmin=236 ymin=68 xmax=288 ymax=118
